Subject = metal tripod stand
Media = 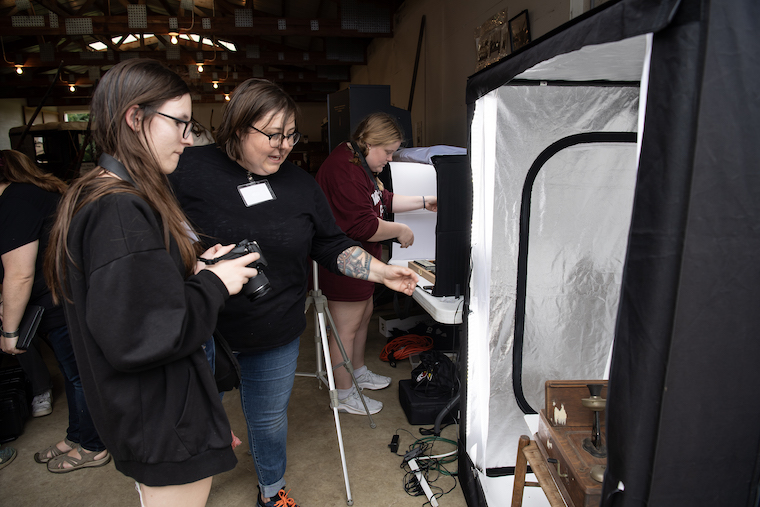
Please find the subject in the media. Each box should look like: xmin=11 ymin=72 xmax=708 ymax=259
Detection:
xmin=296 ymin=261 xmax=378 ymax=505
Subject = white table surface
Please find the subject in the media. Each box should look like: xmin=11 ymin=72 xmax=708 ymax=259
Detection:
xmin=389 ymin=259 xmax=465 ymax=325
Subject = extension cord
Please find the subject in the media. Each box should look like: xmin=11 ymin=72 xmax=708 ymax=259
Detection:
xmin=403 ymin=447 xmax=423 ymax=463
xmin=408 ymin=458 xmax=438 ymax=507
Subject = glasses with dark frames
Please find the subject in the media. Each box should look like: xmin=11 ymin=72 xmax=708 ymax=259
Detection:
xmin=156 ymin=111 xmax=202 ymax=139
xmin=250 ymin=125 xmax=301 ymax=148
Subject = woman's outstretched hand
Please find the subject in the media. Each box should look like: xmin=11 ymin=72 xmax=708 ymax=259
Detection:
xmin=337 ymin=246 xmax=418 ymax=295
xmin=379 ymin=264 xmax=418 ymax=296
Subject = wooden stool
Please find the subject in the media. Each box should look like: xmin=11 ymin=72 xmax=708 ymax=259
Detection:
xmin=511 ymin=434 xmax=570 ymax=507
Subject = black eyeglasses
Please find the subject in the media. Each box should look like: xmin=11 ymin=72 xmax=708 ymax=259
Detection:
xmin=250 ymin=125 xmax=301 ymax=148
xmin=156 ymin=111 xmax=202 ymax=139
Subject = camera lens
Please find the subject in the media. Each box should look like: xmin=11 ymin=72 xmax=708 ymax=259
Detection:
xmin=244 ymin=271 xmax=272 ymax=301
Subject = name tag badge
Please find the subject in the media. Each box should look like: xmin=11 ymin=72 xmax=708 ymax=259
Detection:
xmin=371 ymin=190 xmax=381 ymax=206
xmin=238 ymin=181 xmax=276 ymax=207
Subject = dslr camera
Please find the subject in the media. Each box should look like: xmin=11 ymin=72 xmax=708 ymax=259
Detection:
xmin=207 ymin=239 xmax=271 ymax=301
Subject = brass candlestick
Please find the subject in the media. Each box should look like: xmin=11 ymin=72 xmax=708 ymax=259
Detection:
xmin=581 ymin=383 xmax=607 ymax=458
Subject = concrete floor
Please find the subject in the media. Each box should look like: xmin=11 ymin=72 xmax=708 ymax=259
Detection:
xmin=0 ymin=303 xmax=467 ymax=507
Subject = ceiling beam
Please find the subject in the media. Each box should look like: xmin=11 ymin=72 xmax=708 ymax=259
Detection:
xmin=1 ymin=67 xmax=346 ymax=88
xmin=1 ymin=48 xmax=364 ymax=67
xmin=0 ymin=81 xmax=335 ymax=104
xmin=33 ymin=0 xmax=72 ymax=17
xmin=74 ymin=0 xmax=100 ymax=16
xmin=155 ymin=0 xmax=177 ymax=17
xmin=0 ymin=15 xmax=392 ymax=38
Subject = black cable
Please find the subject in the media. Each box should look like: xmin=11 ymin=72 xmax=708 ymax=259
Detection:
xmin=392 ymin=428 xmax=424 ymax=457
xmin=395 ymin=433 xmax=459 ymax=505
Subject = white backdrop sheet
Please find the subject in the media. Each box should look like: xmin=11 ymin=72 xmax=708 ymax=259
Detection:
xmin=472 ymin=84 xmax=640 ymax=469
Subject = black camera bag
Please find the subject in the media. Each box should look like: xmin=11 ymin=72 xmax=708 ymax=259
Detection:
xmin=410 ymin=350 xmax=457 ymax=398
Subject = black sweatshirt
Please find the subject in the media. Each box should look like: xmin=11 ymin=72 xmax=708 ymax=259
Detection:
xmin=0 ymin=182 xmax=65 ymax=332
xmin=170 ymin=144 xmax=358 ymax=353
xmin=63 ymin=192 xmax=237 ymax=486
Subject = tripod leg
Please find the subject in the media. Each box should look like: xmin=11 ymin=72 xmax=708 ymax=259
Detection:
xmin=324 ymin=305 xmax=377 ymax=429
xmin=294 ymin=294 xmax=327 ymax=388
xmin=313 ymin=298 xmax=327 ymax=388
xmin=317 ymin=312 xmax=354 ymax=506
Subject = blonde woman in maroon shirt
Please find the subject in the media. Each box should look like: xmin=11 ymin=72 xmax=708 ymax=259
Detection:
xmin=316 ymin=113 xmax=437 ymax=414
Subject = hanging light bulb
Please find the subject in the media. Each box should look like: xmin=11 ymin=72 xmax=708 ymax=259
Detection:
xmin=197 ymin=64 xmax=203 ymax=73
xmin=171 ymin=34 xmax=178 ymax=44
xmin=213 ymin=82 xmax=218 ymax=89
xmin=14 ymin=55 xmax=24 ymax=75
xmin=224 ymin=93 xmax=230 ymax=101
xmin=69 ymin=84 xmax=76 ymax=92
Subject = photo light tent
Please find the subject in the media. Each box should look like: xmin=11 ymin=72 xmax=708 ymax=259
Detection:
xmin=461 ymin=0 xmax=760 ymax=506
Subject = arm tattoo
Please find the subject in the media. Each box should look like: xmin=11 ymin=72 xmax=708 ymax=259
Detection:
xmin=337 ymin=246 xmax=371 ymax=280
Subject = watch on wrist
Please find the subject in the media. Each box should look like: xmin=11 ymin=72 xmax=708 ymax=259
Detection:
xmin=1 ymin=329 xmax=20 ymax=338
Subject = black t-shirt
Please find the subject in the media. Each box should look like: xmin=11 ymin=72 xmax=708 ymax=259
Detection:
xmin=170 ymin=144 xmax=359 ymax=353
xmin=0 ymin=182 xmax=65 ymax=332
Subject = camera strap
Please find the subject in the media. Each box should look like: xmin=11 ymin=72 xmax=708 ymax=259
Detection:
xmin=196 ymin=240 xmax=253 ymax=265
xmin=196 ymin=256 xmax=225 ymax=265
xmin=99 ymin=154 xmax=136 ymax=186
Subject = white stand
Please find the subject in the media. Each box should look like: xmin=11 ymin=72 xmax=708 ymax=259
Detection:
xmin=296 ymin=261 xmax=377 ymax=505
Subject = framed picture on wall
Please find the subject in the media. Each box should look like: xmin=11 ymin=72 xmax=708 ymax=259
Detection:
xmin=509 ymin=10 xmax=531 ymax=52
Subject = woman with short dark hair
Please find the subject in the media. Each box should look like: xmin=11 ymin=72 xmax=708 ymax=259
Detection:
xmin=170 ymin=78 xmax=419 ymax=507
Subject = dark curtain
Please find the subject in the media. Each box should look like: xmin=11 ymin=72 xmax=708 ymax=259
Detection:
xmin=602 ymin=1 xmax=760 ymax=506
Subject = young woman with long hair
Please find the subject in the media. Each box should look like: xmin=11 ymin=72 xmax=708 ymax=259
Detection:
xmin=44 ymin=58 xmax=258 ymax=506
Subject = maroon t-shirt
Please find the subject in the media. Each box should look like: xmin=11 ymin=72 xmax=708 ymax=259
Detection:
xmin=315 ymin=143 xmax=393 ymax=301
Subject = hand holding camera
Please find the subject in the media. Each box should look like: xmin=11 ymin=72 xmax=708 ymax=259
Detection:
xmin=198 ymin=240 xmax=272 ymax=300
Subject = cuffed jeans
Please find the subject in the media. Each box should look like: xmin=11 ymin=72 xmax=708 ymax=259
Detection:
xmin=237 ymin=337 xmax=299 ymax=499
xmin=45 ymin=325 xmax=106 ymax=453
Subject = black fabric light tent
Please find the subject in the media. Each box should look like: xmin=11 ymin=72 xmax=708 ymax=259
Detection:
xmin=461 ymin=0 xmax=760 ymax=506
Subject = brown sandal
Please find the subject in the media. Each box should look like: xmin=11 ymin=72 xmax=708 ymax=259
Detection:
xmin=34 ymin=437 xmax=76 ymax=464
xmin=47 ymin=446 xmax=111 ymax=473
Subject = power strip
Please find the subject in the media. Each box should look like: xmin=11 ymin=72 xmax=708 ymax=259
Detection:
xmin=408 ymin=458 xmax=438 ymax=507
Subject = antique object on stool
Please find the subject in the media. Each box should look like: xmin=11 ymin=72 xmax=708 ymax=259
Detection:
xmin=581 ymin=383 xmax=607 ymax=458
xmin=534 ymin=379 xmax=608 ymax=507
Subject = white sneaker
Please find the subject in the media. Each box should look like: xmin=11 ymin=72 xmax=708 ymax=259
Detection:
xmin=31 ymin=389 xmax=53 ymax=418
xmin=336 ymin=389 xmax=383 ymax=415
xmin=355 ymin=369 xmax=391 ymax=390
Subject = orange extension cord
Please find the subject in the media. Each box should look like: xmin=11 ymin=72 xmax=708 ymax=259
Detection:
xmin=380 ymin=334 xmax=434 ymax=363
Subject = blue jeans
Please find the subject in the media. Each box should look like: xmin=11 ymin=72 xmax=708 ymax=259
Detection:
xmin=15 ymin=339 xmax=51 ymax=395
xmin=45 ymin=325 xmax=106 ymax=453
xmin=202 ymin=337 xmax=215 ymax=373
xmin=237 ymin=337 xmax=299 ymax=499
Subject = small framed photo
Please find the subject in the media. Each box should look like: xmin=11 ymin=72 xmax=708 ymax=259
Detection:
xmin=509 ymin=10 xmax=531 ymax=52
